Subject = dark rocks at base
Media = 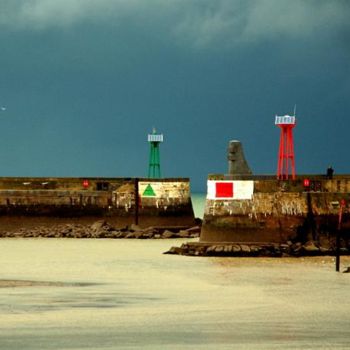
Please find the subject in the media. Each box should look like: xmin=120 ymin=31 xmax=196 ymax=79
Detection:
xmin=164 ymin=240 xmax=350 ymax=257
xmin=0 ymin=221 xmax=201 ymax=239
xmin=162 ymin=230 xmax=176 ymax=239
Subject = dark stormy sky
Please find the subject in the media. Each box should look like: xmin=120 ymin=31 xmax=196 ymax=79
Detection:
xmin=0 ymin=0 xmax=349 ymax=191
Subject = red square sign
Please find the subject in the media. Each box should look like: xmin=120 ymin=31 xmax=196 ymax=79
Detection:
xmin=215 ymin=182 xmax=234 ymax=198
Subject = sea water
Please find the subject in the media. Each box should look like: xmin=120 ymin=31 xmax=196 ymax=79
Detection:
xmin=191 ymin=192 xmax=206 ymax=219
xmin=0 ymin=195 xmax=350 ymax=349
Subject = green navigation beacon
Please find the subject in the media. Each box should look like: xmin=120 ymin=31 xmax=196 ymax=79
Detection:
xmin=147 ymin=128 xmax=163 ymax=178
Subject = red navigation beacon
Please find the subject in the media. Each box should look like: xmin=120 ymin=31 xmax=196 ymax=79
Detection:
xmin=82 ymin=179 xmax=89 ymax=188
xmin=303 ymin=178 xmax=310 ymax=188
xmin=275 ymin=114 xmax=296 ymax=180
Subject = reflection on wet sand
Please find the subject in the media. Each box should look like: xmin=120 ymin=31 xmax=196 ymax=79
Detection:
xmin=0 ymin=280 xmax=99 ymax=288
xmin=0 ymin=239 xmax=350 ymax=349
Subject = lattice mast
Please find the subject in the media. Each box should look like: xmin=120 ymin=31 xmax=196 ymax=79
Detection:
xmin=275 ymin=113 xmax=296 ymax=180
xmin=147 ymin=128 xmax=163 ymax=178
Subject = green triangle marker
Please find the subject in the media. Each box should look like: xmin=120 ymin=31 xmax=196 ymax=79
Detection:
xmin=143 ymin=184 xmax=156 ymax=197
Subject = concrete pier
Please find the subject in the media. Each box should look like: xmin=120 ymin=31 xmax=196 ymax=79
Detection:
xmin=0 ymin=177 xmax=196 ymax=232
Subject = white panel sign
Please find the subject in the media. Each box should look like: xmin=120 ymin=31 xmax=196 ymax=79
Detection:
xmin=207 ymin=180 xmax=254 ymax=200
xmin=139 ymin=181 xmax=189 ymax=199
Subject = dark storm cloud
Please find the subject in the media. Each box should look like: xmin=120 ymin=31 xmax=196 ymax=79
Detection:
xmin=0 ymin=0 xmax=349 ymax=190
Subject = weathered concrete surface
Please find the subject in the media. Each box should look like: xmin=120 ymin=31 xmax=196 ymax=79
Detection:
xmin=227 ymin=140 xmax=252 ymax=175
xmin=0 ymin=177 xmax=196 ymax=228
xmin=201 ymin=175 xmax=350 ymax=244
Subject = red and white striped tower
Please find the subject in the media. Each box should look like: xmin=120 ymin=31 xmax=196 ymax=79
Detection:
xmin=275 ymin=114 xmax=296 ymax=180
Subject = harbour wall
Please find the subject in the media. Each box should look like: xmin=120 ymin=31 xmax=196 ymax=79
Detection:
xmin=201 ymin=174 xmax=350 ymax=244
xmin=0 ymin=177 xmax=195 ymax=230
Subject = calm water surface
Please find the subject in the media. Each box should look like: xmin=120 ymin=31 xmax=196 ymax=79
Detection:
xmin=191 ymin=192 xmax=206 ymax=219
xmin=0 ymin=238 xmax=350 ymax=349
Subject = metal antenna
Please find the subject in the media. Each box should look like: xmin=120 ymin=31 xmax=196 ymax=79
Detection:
xmin=293 ymin=104 xmax=297 ymax=117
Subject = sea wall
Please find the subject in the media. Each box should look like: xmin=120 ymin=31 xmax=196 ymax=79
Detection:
xmin=0 ymin=177 xmax=195 ymax=230
xmin=201 ymin=174 xmax=350 ymax=243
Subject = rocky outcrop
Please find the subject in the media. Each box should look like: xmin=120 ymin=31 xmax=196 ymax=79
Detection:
xmin=164 ymin=240 xmax=350 ymax=257
xmin=0 ymin=220 xmax=201 ymax=239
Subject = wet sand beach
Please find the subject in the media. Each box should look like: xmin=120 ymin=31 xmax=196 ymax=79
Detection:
xmin=0 ymin=238 xmax=350 ymax=349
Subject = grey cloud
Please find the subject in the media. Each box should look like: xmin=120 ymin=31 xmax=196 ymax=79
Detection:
xmin=0 ymin=0 xmax=150 ymax=29
xmin=174 ymin=0 xmax=350 ymax=48
xmin=0 ymin=0 xmax=349 ymax=47
xmin=243 ymin=0 xmax=349 ymax=41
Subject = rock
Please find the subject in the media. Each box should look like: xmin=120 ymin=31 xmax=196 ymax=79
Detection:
xmin=279 ymin=244 xmax=290 ymax=254
xmin=193 ymin=247 xmax=206 ymax=256
xmin=224 ymin=245 xmax=232 ymax=253
xmin=303 ymin=241 xmax=320 ymax=253
xmin=184 ymin=226 xmax=201 ymax=234
xmin=319 ymin=246 xmax=331 ymax=254
xmin=91 ymin=220 xmax=107 ymax=232
xmin=89 ymin=232 xmax=99 ymax=238
xmin=232 ymin=245 xmax=241 ymax=253
xmin=214 ymin=246 xmax=224 ymax=253
xmin=273 ymin=246 xmax=281 ymax=256
xmin=206 ymin=245 xmax=216 ymax=253
xmin=240 ymin=245 xmax=250 ymax=253
xmin=143 ymin=228 xmax=158 ymax=238
xmin=110 ymin=231 xmax=123 ymax=238
xmin=178 ymin=230 xmax=191 ymax=238
xmin=250 ymin=245 xmax=261 ymax=254
xmin=164 ymin=246 xmax=185 ymax=255
xmin=187 ymin=248 xmax=197 ymax=255
xmin=291 ymin=242 xmax=303 ymax=255
xmin=97 ymin=230 xmax=111 ymax=238
xmin=319 ymin=236 xmax=331 ymax=250
xmin=130 ymin=224 xmax=142 ymax=232
xmin=31 ymin=230 xmax=39 ymax=237
xmin=133 ymin=231 xmax=145 ymax=239
xmin=162 ymin=230 xmax=175 ymax=239
xmin=13 ymin=232 xmax=23 ymax=237
xmin=81 ymin=231 xmax=91 ymax=238
xmin=125 ymin=232 xmax=136 ymax=239
xmin=141 ymin=232 xmax=154 ymax=239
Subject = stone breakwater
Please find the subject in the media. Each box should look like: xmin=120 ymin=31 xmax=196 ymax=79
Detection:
xmin=201 ymin=175 xmax=350 ymax=244
xmin=0 ymin=220 xmax=200 ymax=239
xmin=164 ymin=240 xmax=350 ymax=257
